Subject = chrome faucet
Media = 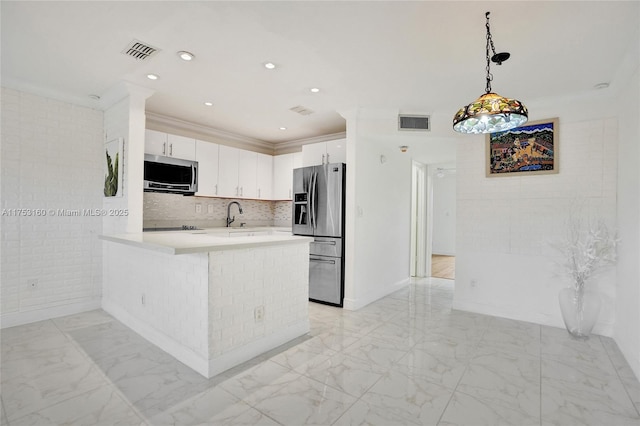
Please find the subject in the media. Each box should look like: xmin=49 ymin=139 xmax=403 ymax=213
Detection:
xmin=226 ymin=201 xmax=243 ymax=227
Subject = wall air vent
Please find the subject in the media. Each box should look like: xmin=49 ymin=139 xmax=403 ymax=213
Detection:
xmin=122 ymin=39 xmax=160 ymax=60
xmin=398 ymin=114 xmax=431 ymax=131
xmin=289 ymin=105 xmax=315 ymax=116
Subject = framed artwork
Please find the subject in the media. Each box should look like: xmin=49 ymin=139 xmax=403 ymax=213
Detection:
xmin=486 ymin=118 xmax=559 ymax=177
xmin=104 ymin=138 xmax=124 ymax=197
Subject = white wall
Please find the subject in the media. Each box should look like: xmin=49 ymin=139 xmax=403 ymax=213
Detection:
xmin=1 ymin=88 xmax=104 ymax=327
xmin=615 ymin=64 xmax=640 ymax=378
xmin=342 ymin=110 xmax=457 ymax=310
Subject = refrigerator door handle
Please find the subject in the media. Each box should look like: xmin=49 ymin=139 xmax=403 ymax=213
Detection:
xmin=310 ymin=257 xmax=336 ymax=264
xmin=310 ymin=171 xmax=317 ymax=229
xmin=312 ymin=241 xmax=336 ymax=245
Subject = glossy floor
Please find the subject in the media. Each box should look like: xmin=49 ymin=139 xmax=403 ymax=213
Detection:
xmin=2 ymin=278 xmax=639 ymax=425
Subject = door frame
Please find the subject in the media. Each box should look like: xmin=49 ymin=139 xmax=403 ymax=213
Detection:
xmin=410 ymin=161 xmax=432 ymax=277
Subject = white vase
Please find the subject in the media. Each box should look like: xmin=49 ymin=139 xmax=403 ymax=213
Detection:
xmin=558 ymin=287 xmax=602 ymax=339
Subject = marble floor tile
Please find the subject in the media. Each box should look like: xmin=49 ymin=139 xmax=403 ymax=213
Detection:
xmin=350 ymin=369 xmax=453 ymax=425
xmin=251 ymin=374 xmax=357 ymax=426
xmin=456 ymin=352 xmax=540 ymax=418
xmin=219 ymin=360 xmax=297 ymax=404
xmin=3 ymin=278 xmax=640 ymax=425
xmin=51 ymin=309 xmax=115 ymax=332
xmin=342 ymin=335 xmax=411 ymax=369
xmin=146 ymin=385 xmax=243 ymax=426
xmin=8 ymin=382 xmax=143 ymax=426
xmin=439 ymin=391 xmax=540 ymax=426
xmin=297 ymin=352 xmax=387 ymax=397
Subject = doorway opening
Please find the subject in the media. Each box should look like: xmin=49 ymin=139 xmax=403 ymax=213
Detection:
xmin=410 ymin=161 xmax=456 ymax=279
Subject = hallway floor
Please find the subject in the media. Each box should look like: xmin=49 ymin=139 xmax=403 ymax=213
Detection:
xmin=2 ymin=278 xmax=639 ymax=425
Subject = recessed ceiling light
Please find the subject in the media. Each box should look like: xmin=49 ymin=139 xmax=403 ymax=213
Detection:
xmin=310 ymin=87 xmax=320 ymax=93
xmin=146 ymin=73 xmax=159 ymax=80
xmin=88 ymin=94 xmax=100 ymax=100
xmin=594 ymin=82 xmax=610 ymax=90
xmin=279 ymin=127 xmax=287 ymax=130
xmin=177 ymin=51 xmax=195 ymax=61
xmin=264 ymin=62 xmax=276 ymax=70
xmin=204 ymin=102 xmax=213 ymax=107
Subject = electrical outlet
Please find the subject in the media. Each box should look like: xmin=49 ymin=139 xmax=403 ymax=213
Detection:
xmin=195 ymin=204 xmax=202 ymax=213
xmin=207 ymin=204 xmax=213 ymax=214
xmin=254 ymin=306 xmax=265 ymax=322
xmin=27 ymin=279 xmax=38 ymax=289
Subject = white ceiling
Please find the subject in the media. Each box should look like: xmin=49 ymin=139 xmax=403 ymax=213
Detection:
xmin=2 ymin=1 xmax=638 ymax=145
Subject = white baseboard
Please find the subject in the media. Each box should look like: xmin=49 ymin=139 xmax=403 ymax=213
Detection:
xmin=102 ymin=298 xmax=210 ymax=377
xmin=208 ymin=320 xmax=310 ymax=377
xmin=344 ymin=277 xmax=410 ymax=311
xmin=452 ymin=299 xmax=615 ymax=337
xmin=1 ymin=300 xmax=102 ymax=329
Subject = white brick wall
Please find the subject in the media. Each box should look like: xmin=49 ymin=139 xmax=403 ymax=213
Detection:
xmin=102 ymin=240 xmax=309 ymax=377
xmin=102 ymin=243 xmax=210 ymax=358
xmin=208 ymin=244 xmax=309 ymax=357
xmin=455 ymin=117 xmax=619 ymax=334
xmin=1 ymin=88 xmax=103 ymax=325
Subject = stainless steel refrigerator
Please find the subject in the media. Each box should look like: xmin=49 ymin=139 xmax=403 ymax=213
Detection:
xmin=292 ymin=163 xmax=345 ymax=307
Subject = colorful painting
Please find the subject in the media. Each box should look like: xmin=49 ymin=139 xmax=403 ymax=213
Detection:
xmin=104 ymin=138 xmax=124 ymax=197
xmin=486 ymin=118 xmax=559 ymax=177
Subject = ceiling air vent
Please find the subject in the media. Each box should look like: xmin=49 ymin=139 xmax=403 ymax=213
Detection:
xmin=289 ymin=105 xmax=315 ymax=116
xmin=398 ymin=114 xmax=430 ymax=131
xmin=122 ymin=39 xmax=160 ymax=60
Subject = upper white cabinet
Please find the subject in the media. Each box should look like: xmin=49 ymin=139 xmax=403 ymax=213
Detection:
xmin=256 ymin=153 xmax=273 ymax=200
xmin=273 ymin=152 xmax=302 ymax=200
xmin=301 ymin=138 xmax=346 ymax=166
xmin=218 ymin=145 xmax=259 ymax=199
xmin=145 ymin=130 xmax=196 ymax=161
xmin=238 ymin=150 xmax=257 ymax=199
xmin=195 ymin=140 xmax=219 ymax=197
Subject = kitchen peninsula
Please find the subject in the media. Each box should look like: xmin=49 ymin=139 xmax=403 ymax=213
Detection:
xmin=100 ymin=228 xmax=312 ymax=378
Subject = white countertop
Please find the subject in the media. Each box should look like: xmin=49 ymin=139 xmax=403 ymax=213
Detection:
xmin=100 ymin=227 xmax=312 ymax=255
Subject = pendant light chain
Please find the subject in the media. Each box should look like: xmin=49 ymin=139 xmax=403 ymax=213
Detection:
xmin=485 ymin=12 xmax=497 ymax=94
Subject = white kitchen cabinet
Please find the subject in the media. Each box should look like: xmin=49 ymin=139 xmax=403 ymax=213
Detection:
xmin=238 ymin=150 xmax=257 ymax=199
xmin=217 ymin=145 xmax=259 ymax=198
xmin=256 ymin=153 xmax=273 ymax=200
xmin=273 ymin=152 xmax=301 ymax=200
xmin=145 ymin=130 xmax=196 ymax=161
xmin=195 ymin=140 xmax=219 ymax=197
xmin=301 ymin=138 xmax=346 ymax=166
xmin=218 ymin=145 xmax=240 ymax=197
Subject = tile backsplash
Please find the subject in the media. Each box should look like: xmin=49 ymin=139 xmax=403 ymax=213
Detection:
xmin=143 ymin=193 xmax=292 ymax=229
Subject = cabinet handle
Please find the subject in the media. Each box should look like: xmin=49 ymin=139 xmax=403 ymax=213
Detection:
xmin=327 ymin=153 xmax=330 ymax=164
xmin=162 ymin=142 xmax=166 ymax=155
xmin=240 ymin=187 xmax=243 ymax=196
xmin=289 ymin=189 xmax=292 ymax=199
xmin=258 ymin=188 xmax=261 ymax=198
xmin=322 ymin=154 xmax=325 ymax=164
xmin=169 ymin=143 xmax=173 ymax=156
xmin=215 ymin=184 xmax=218 ymax=195
xmin=236 ymin=186 xmax=239 ymax=196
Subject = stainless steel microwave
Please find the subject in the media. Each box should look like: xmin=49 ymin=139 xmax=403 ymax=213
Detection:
xmin=143 ymin=154 xmax=198 ymax=195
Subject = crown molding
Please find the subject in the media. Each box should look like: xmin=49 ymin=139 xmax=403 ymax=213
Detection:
xmin=146 ymin=111 xmax=275 ymax=154
xmin=274 ymin=131 xmax=347 ymax=155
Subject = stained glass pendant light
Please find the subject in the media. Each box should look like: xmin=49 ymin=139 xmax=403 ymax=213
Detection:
xmin=453 ymin=12 xmax=528 ymax=134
